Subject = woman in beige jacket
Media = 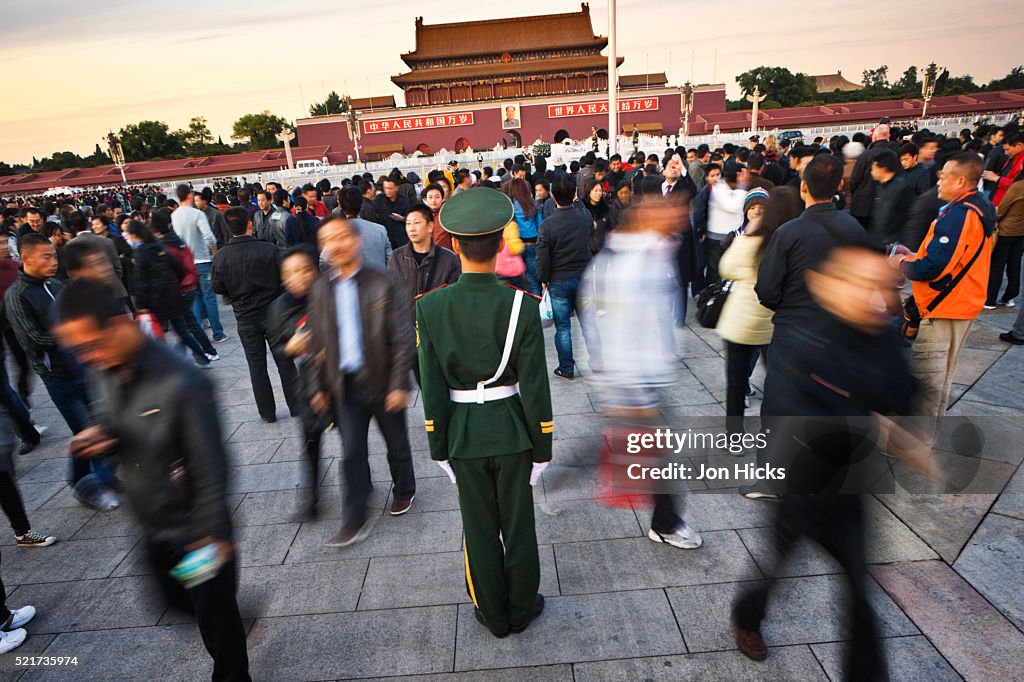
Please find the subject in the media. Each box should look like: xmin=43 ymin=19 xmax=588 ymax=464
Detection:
xmin=716 ymin=187 xmax=802 ymax=439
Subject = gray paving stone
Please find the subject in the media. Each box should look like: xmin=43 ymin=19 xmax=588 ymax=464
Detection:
xmin=227 ymin=460 xmax=307 ymax=494
xmin=555 ymin=532 xmax=761 ymax=595
xmin=22 ymin=624 xmax=214 ymax=681
xmin=683 ymin=491 xmax=776 ymax=531
xmin=670 ymin=574 xmax=918 ymax=653
xmin=67 ymin=506 xmax=140 ymax=541
xmin=549 ymin=391 xmax=597 ymax=416
xmin=359 ymin=544 xmax=558 ymax=611
xmin=875 ymin=493 xmax=996 ymax=562
xmin=737 ymin=529 xmax=843 ymax=578
xmin=7 ymin=576 xmax=165 ymax=634
xmin=285 ymin=509 xmax=463 ymax=563
xmin=2 ymin=536 xmax=137 ymax=585
xmin=957 ymin=348 xmax=1024 ymax=409
xmin=0 ymin=634 xmax=56 ymax=681
xmin=548 ymin=436 xmax=605 ymax=467
xmin=454 ymin=589 xmax=685 ymax=671
xmin=16 ymin=481 xmax=65 ymax=512
xmin=16 ymin=457 xmax=68 ymax=484
xmin=953 ymin=512 xmax=1024 ymax=631
xmin=223 ymin=560 xmax=369 ymax=619
xmin=951 ymin=347 xmax=1002 ymax=386
xmin=574 ymin=645 xmax=829 ymax=681
xmin=384 ymin=473 xmax=461 ymax=514
xmin=231 ymin=486 xmax=347 ymax=525
xmin=861 ymin=495 xmax=940 ymax=563
xmin=811 ymin=635 xmax=961 ymax=682
xmin=535 ymin=498 xmax=641 ymax=544
xmin=356 ymin=665 xmax=573 ymax=682
xmin=224 ymin=438 xmax=284 ymax=466
xmin=227 ymin=419 xmax=294 ymax=442
xmin=269 ymin=435 xmax=342 ymax=462
xmin=992 ymin=463 xmax=1024 ymax=520
xmin=247 ymin=606 xmax=456 ymax=679
xmin=235 ymin=522 xmax=300 ymax=567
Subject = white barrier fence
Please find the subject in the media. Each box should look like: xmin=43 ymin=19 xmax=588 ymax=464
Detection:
xmin=164 ymin=110 xmax=1022 ymax=195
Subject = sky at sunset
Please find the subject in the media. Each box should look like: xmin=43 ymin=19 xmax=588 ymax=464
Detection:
xmin=2 ymin=0 xmax=1020 ymax=165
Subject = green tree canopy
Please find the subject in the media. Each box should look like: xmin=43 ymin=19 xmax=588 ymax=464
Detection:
xmin=735 ymin=66 xmax=817 ymax=108
xmin=232 ymin=111 xmax=290 ymax=150
xmin=177 ymin=116 xmax=213 ymax=155
xmin=987 ymin=65 xmax=1024 ymax=91
xmin=861 ymin=65 xmax=890 ymax=91
xmin=118 ymin=120 xmax=186 ymax=161
xmin=309 ymin=91 xmax=348 ymax=117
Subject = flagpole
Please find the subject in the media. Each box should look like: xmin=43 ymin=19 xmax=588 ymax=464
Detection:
xmin=607 ymin=0 xmax=618 ymax=157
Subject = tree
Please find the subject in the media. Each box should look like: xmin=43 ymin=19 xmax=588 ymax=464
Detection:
xmin=232 ymin=111 xmax=290 ymax=150
xmin=735 ymin=66 xmax=817 ymax=109
xmin=179 ymin=116 xmax=212 ymax=154
xmin=82 ymin=143 xmax=111 ymax=168
xmin=861 ymin=65 xmax=890 ymax=91
xmin=309 ymin=91 xmax=348 ymax=117
xmin=118 ymin=120 xmax=186 ymax=161
xmin=893 ymin=66 xmax=919 ymax=93
xmin=988 ymin=65 xmax=1024 ymax=91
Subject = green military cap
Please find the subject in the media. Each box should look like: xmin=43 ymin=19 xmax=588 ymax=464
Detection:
xmin=438 ymin=187 xmax=514 ymax=237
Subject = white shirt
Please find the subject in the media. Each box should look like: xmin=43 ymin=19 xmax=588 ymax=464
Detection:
xmin=707 ymin=184 xmax=747 ymax=238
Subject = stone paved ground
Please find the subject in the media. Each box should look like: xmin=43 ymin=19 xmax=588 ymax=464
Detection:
xmin=1 ymin=302 xmax=1022 ymax=682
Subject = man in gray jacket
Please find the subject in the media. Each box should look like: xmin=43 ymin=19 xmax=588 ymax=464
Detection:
xmin=252 ymin=190 xmax=289 ymax=248
xmin=339 ymin=187 xmax=391 ymax=270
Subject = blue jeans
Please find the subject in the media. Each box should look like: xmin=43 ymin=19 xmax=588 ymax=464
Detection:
xmin=40 ymin=373 xmax=110 ymax=485
xmin=192 ymin=262 xmax=224 ymax=338
xmin=548 ymin=278 xmax=579 ymax=375
xmin=521 ymin=243 xmax=540 ymax=296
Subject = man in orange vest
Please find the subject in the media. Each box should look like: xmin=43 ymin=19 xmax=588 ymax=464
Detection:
xmin=890 ymin=152 xmax=996 ymax=437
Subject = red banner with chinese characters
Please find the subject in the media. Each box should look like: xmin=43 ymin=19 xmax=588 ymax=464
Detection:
xmin=362 ymin=112 xmax=475 ymax=134
xmin=547 ymin=98 xmax=659 ymax=118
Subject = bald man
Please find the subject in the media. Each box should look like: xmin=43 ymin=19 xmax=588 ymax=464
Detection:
xmin=848 ymin=123 xmax=896 ymax=228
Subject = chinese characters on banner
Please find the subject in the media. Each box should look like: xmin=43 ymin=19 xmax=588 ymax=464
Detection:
xmin=362 ymin=112 xmax=475 ymax=134
xmin=547 ymin=98 xmax=659 ymax=118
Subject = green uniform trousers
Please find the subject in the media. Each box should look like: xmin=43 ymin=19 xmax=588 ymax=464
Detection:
xmin=451 ymin=451 xmax=539 ymax=634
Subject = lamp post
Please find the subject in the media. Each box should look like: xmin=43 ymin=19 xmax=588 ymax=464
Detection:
xmin=343 ymin=97 xmax=362 ymax=168
xmin=275 ymin=127 xmax=296 ymax=170
xmin=105 ymin=132 xmax=127 ymax=186
xmin=681 ymin=82 xmax=695 ymax=139
xmin=746 ymin=85 xmax=767 ymax=136
xmin=607 ymin=0 xmax=618 ymax=157
xmin=921 ymin=62 xmax=940 ymax=121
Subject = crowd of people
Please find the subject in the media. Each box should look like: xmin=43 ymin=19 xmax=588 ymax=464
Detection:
xmin=0 ymin=112 xmax=1021 ymax=679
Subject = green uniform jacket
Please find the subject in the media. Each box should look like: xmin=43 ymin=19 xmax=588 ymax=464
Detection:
xmin=416 ymin=272 xmax=553 ymax=463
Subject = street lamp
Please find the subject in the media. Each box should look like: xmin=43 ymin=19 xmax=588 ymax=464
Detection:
xmin=105 ymin=132 xmax=127 ymax=186
xmin=921 ymin=63 xmax=941 ymax=120
xmin=344 ymin=97 xmax=362 ymax=168
xmin=681 ymin=82 xmax=695 ymax=139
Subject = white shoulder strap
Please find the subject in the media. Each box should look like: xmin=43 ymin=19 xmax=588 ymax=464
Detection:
xmin=475 ymin=289 xmax=523 ymax=403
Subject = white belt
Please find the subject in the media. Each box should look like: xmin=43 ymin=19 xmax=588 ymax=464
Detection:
xmin=449 ymin=382 xmax=520 ymax=404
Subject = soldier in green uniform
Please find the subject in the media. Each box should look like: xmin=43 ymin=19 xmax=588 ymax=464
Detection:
xmin=416 ymin=187 xmax=553 ymax=639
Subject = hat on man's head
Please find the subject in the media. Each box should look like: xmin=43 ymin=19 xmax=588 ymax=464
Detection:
xmin=438 ymin=187 xmax=514 ymax=237
xmin=743 ymin=187 xmax=770 ymax=214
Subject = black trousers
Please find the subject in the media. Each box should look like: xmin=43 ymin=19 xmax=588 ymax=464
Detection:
xmin=987 ymin=235 xmax=1024 ymax=305
xmin=0 ymin=470 xmax=30 ymax=536
xmin=725 ymin=342 xmax=766 ymax=436
xmin=0 ymin=330 xmax=30 ymax=404
xmin=0 ymin=545 xmax=9 ymax=622
xmin=336 ymin=375 xmax=416 ymax=527
xmin=236 ymin=314 xmax=299 ymax=421
xmin=733 ymin=495 xmax=883 ymax=681
xmin=146 ymin=540 xmax=251 ymax=682
xmin=703 ymin=238 xmax=725 ymax=284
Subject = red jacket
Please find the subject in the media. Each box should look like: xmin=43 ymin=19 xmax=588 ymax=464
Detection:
xmin=993 ymin=153 xmax=1024 ymax=206
xmin=159 ymin=235 xmax=199 ymax=292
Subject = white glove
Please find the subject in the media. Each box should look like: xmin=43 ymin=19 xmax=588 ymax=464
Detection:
xmin=437 ymin=460 xmax=456 ymax=485
xmin=529 ymin=462 xmax=549 ymax=487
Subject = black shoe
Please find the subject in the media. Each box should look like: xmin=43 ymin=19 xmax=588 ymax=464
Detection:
xmin=18 ymin=440 xmax=39 ymax=455
xmin=999 ymin=332 xmax=1024 ymax=345
xmin=474 ymin=608 xmax=509 ymax=638
xmin=510 ymin=594 xmax=545 ymax=634
xmin=553 ymin=368 xmax=574 ymax=380
xmin=261 ymin=415 xmax=277 ymax=424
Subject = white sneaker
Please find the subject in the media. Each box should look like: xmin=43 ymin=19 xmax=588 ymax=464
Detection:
xmin=648 ymin=523 xmax=703 ymax=549
xmin=5 ymin=606 xmax=35 ymax=630
xmin=984 ymin=305 xmax=997 ymax=310
xmin=33 ymin=425 xmax=48 ymax=438
xmin=93 ymin=488 xmax=120 ymax=512
xmin=0 ymin=628 xmax=27 ymax=654
xmin=1004 ymin=300 xmax=1017 ymax=308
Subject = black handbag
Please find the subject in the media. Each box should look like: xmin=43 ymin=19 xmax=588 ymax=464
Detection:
xmin=696 ymin=278 xmax=733 ymax=329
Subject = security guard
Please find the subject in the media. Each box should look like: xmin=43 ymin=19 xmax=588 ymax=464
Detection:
xmin=416 ymin=187 xmax=553 ymax=638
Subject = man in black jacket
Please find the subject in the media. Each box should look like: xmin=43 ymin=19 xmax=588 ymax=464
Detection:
xmin=308 ymin=218 xmax=417 ymax=546
xmin=537 ymin=175 xmax=595 ymax=379
xmin=848 ymin=124 xmax=893 ymax=227
xmin=211 ymin=207 xmax=298 ymax=422
xmin=868 ymin=150 xmax=914 ymax=244
xmin=52 ymin=279 xmax=250 ymax=682
xmin=372 ymin=178 xmax=411 ymax=249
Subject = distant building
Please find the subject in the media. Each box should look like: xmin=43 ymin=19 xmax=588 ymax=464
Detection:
xmin=814 ymin=71 xmax=864 ymax=94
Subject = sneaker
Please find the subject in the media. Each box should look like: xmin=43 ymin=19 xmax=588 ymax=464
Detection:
xmin=92 ymin=487 xmax=121 ymax=512
xmin=744 ymin=394 xmax=751 ymax=409
xmin=983 ymin=305 xmax=997 ymax=310
xmin=0 ymin=628 xmax=26 ymax=654
xmin=390 ymin=495 xmax=414 ymax=516
xmin=1002 ymin=299 xmax=1017 ymax=308
xmin=999 ymin=332 xmax=1024 ymax=345
xmin=739 ymin=485 xmax=781 ymax=501
xmin=2 ymin=606 xmax=35 ymax=630
xmin=205 ymin=352 xmax=221 ymax=361
xmin=325 ymin=520 xmax=373 ymax=548
xmin=553 ymin=368 xmax=574 ymax=380
xmin=212 ymin=334 xmax=229 ymax=343
xmin=648 ymin=523 xmax=703 ymax=549
xmin=16 ymin=531 xmax=55 ymax=548
xmin=202 ymin=320 xmax=211 ymax=330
